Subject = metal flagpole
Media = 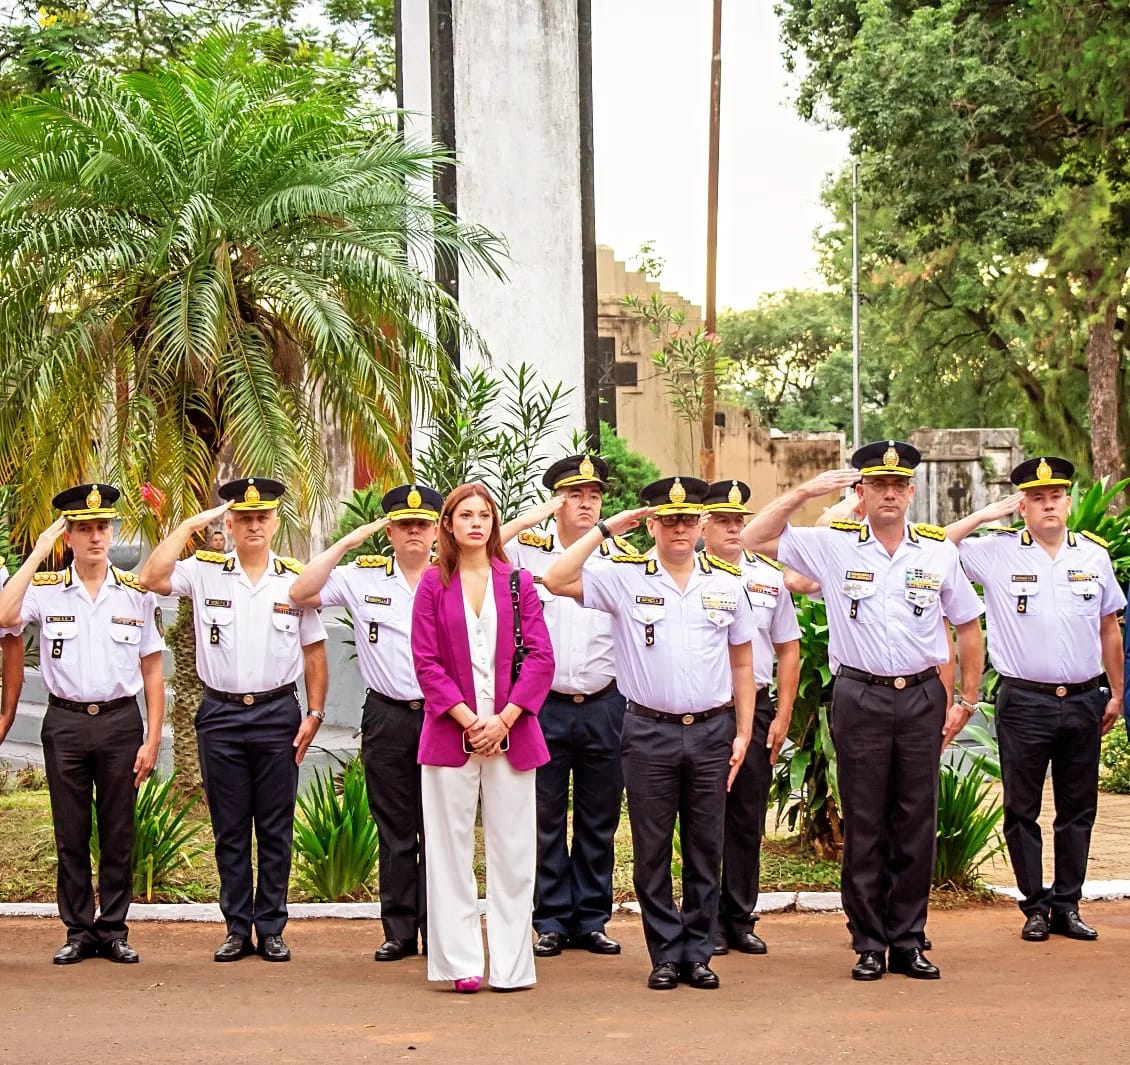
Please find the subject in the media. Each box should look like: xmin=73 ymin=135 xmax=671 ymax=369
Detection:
xmin=851 ymin=158 xmax=862 ymax=451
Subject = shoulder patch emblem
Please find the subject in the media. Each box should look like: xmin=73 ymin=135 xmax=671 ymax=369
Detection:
xmin=704 ymin=554 xmax=742 ymax=577
xmin=195 ymin=550 xmax=228 ymax=564
xmin=274 ymin=557 xmax=305 ymax=575
xmin=1080 ymin=530 xmax=1110 ymax=550
xmin=755 ymin=552 xmax=783 ymax=571
xmin=517 ymin=530 xmax=554 ymax=551
xmin=32 ymin=571 xmax=62 ymax=586
xmin=912 ymin=523 xmax=946 ymax=542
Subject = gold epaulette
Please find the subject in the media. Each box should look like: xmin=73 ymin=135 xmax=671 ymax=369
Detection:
xmin=274 ymin=556 xmax=304 ymax=575
xmin=1080 ymin=530 xmax=1110 ymax=549
xmin=195 ymin=550 xmax=228 ymax=564
xmin=755 ymin=552 xmax=782 ymax=571
xmin=830 ymin=520 xmax=863 ymax=532
xmin=611 ymin=534 xmax=638 ymax=555
xmin=114 ymin=568 xmax=143 ymax=590
xmin=611 ymin=554 xmax=657 ymax=575
xmin=912 ymin=523 xmax=946 ymax=542
xmin=32 ymin=571 xmax=62 ymax=586
xmin=703 ymin=554 xmax=741 ymax=577
xmin=984 ymin=525 xmax=1018 ymax=535
xmin=517 ymin=529 xmax=554 ymax=551
xmin=356 ymin=554 xmax=393 ymax=572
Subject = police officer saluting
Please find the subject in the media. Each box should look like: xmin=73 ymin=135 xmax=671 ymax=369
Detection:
xmin=700 ymin=480 xmax=800 ymax=957
xmin=503 ymin=454 xmax=632 ymax=958
xmin=140 ymin=478 xmax=327 ymax=963
xmin=946 ymin=456 xmax=1125 ymax=942
xmin=290 ymin=482 xmax=443 ymax=962
xmin=743 ymin=442 xmax=984 ymax=981
xmin=0 ymin=484 xmax=165 ymax=964
xmin=543 ymin=476 xmax=757 ymax=991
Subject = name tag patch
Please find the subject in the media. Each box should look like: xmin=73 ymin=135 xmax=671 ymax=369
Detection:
xmin=364 ymin=595 xmax=392 ymax=605
xmin=204 ymin=598 xmax=232 ymax=608
xmin=635 ymin=595 xmax=665 ymax=606
xmin=1010 ymin=575 xmax=1037 ymax=584
xmin=46 ymin=615 xmax=75 ymax=624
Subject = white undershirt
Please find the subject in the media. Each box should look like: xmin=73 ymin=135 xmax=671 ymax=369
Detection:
xmin=463 ymin=578 xmax=498 ymax=718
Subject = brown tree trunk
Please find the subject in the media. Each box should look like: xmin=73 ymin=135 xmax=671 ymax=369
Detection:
xmin=1085 ymin=290 xmax=1121 ymax=491
xmin=167 ymin=597 xmax=202 ymax=792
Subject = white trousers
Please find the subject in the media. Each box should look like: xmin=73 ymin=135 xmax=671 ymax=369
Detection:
xmin=421 ymin=756 xmax=537 ymax=988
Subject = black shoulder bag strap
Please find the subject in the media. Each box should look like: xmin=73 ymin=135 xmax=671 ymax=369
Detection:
xmin=509 ymin=568 xmax=529 ymax=681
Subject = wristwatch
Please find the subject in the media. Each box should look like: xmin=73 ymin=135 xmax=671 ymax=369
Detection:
xmin=596 ymin=519 xmax=612 ymax=540
xmin=954 ymin=696 xmax=977 ymax=714
xmin=307 ymin=709 xmax=326 ymax=722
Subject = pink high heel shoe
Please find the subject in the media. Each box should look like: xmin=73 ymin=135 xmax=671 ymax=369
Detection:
xmin=454 ymin=976 xmax=482 ymax=994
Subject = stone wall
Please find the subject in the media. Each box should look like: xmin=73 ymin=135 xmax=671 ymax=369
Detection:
xmin=908 ymin=428 xmax=1024 ymax=527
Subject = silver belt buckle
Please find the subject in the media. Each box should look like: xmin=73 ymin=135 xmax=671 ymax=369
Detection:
xmin=893 ymin=676 xmax=907 ymax=690
xmin=681 ymin=713 xmax=695 ymax=726
xmin=242 ymin=694 xmax=255 ymax=706
xmin=1055 ymin=685 xmax=1068 ymax=698
xmin=87 ymin=703 xmax=100 ymax=716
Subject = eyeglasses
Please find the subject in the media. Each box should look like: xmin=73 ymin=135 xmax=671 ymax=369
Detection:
xmin=655 ymin=513 xmax=702 ymax=528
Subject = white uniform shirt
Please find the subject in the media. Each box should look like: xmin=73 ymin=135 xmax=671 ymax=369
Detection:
xmin=507 ymin=524 xmax=626 ymax=696
xmin=779 ymin=521 xmax=983 ymax=675
xmin=321 ymin=555 xmax=422 ymax=701
xmin=581 ymin=552 xmax=757 ymax=712
xmin=959 ymin=527 xmax=1125 ymax=684
xmin=465 ymin=581 xmax=498 ymax=717
xmin=23 ymin=565 xmax=165 ymax=701
xmin=170 ymin=551 xmax=326 ymax=692
xmin=739 ymin=549 xmax=802 ymax=689
xmin=0 ymin=568 xmax=20 ymax=638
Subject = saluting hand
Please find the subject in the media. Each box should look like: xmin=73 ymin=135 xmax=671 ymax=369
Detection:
xmin=802 ymin=468 xmax=860 ymax=500
xmin=185 ymin=501 xmax=232 ymax=534
xmin=340 ymin=516 xmax=390 ymax=551
xmin=976 ymin=492 xmax=1023 ymax=526
xmin=32 ymin=516 xmax=68 ymax=560
xmin=518 ymin=496 xmax=564 ymax=529
xmin=605 ymin=506 xmax=653 ymax=537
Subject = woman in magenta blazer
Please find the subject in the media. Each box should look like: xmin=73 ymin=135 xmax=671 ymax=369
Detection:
xmin=411 ymin=482 xmax=554 ymax=993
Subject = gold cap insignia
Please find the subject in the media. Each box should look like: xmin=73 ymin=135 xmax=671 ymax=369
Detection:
xmin=244 ymin=482 xmax=260 ymax=504
xmin=579 ymin=456 xmax=595 ymax=480
xmin=86 ymin=486 xmax=101 ymax=510
xmin=407 ymin=486 xmax=422 ymax=509
xmin=727 ymin=481 xmax=742 ymax=505
xmin=1036 ymin=458 xmax=1052 ymax=483
xmin=669 ymin=478 xmax=686 ymax=504
xmin=883 ymin=443 xmax=899 ymax=468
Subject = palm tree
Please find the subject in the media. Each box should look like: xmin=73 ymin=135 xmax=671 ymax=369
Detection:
xmin=0 ymin=30 xmax=505 ymax=784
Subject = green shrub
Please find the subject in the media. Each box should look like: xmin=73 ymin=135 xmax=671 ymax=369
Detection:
xmin=91 ymin=771 xmax=208 ymax=900
xmin=933 ymin=751 xmax=1004 ymax=888
xmin=1099 ymin=721 xmax=1130 ymax=794
xmin=598 ymin=421 xmax=661 ymax=553
xmin=292 ymin=756 xmax=379 ymax=901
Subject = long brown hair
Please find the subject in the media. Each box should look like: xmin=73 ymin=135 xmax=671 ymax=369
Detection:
xmin=434 ymin=482 xmax=508 ymax=585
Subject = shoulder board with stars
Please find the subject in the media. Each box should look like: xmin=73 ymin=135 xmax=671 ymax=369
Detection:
xmin=195 ymin=550 xmax=228 ymax=564
xmin=273 ymin=557 xmax=304 ymax=575
xmin=355 ymin=554 xmax=394 ymax=572
xmin=113 ymin=568 xmax=143 ymax=591
xmin=911 ymin=523 xmax=946 ymax=542
xmin=1079 ymin=530 xmax=1110 ymax=550
xmin=32 ymin=571 xmax=63 ymax=586
xmin=611 ymin=554 xmax=657 ymax=574
xmin=517 ymin=529 xmax=554 ymax=551
xmin=700 ymin=553 xmax=741 ymax=577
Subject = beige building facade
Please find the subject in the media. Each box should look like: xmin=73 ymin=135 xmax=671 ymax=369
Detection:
xmin=596 ymin=245 xmax=843 ymax=523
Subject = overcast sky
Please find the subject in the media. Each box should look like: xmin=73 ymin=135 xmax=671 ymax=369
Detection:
xmin=591 ymin=1 xmax=850 ymax=311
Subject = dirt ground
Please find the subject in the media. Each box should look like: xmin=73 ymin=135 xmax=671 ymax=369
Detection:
xmin=3 ymin=902 xmax=1129 ymax=1065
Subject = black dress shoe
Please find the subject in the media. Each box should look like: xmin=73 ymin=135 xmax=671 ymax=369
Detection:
xmin=851 ymin=950 xmax=886 ymax=981
xmin=683 ymin=962 xmax=720 ymax=990
xmin=214 ymin=934 xmax=255 ymax=962
xmin=1049 ymin=910 xmax=1098 ymax=940
xmin=571 ymin=930 xmax=621 ymax=955
xmin=53 ymin=940 xmax=94 ymax=965
xmin=1021 ymin=911 xmax=1050 ymax=942
xmin=647 ymin=961 xmax=679 ymax=991
xmin=887 ymin=947 xmax=940 ymax=979
xmin=258 ymin=934 xmax=291 ymax=961
xmin=532 ymin=931 xmax=568 ymax=957
xmin=374 ymin=938 xmax=418 ymax=961
xmin=101 ymin=938 xmax=139 ymax=963
xmin=712 ymin=930 xmax=729 ymax=956
xmin=728 ymin=929 xmax=768 ymax=955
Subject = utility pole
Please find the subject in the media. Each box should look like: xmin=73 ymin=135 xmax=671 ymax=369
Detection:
xmin=701 ymin=0 xmax=722 ymax=481
xmin=851 ymin=158 xmax=862 ymax=451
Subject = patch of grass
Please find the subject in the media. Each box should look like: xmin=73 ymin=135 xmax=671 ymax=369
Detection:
xmin=761 ymin=837 xmax=842 ymax=891
xmin=0 ymin=790 xmax=58 ymax=901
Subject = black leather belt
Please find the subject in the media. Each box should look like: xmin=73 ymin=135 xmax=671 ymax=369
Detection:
xmin=48 ymin=694 xmax=135 ymax=716
xmin=627 ymin=700 xmax=734 ymax=725
xmin=365 ymin=688 xmax=424 ymax=711
xmin=549 ymin=679 xmax=617 ymax=704
xmin=1000 ymin=675 xmax=1102 ymax=699
xmin=837 ymin=665 xmax=939 ymax=690
xmin=202 ymin=683 xmax=297 ymax=707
